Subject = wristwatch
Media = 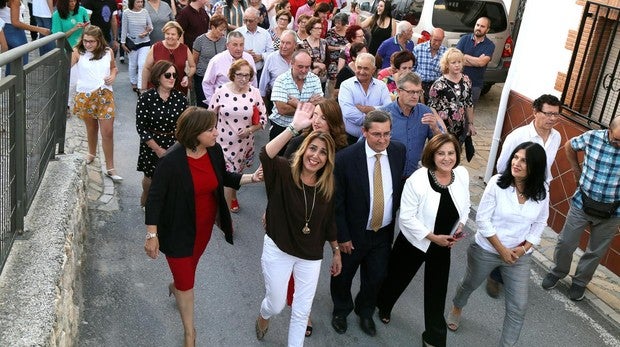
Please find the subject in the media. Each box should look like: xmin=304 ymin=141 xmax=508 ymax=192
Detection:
xmin=146 ymin=232 xmax=157 ymax=240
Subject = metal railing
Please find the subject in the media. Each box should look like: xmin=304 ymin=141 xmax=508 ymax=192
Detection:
xmin=0 ymin=33 xmax=71 ymax=272
xmin=562 ymin=1 xmax=620 ymax=129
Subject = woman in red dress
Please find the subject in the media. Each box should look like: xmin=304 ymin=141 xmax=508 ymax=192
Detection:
xmin=144 ymin=107 xmax=262 ymax=347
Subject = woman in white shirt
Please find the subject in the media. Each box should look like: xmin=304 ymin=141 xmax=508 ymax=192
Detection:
xmin=447 ymin=141 xmax=549 ymax=347
xmin=376 ymin=134 xmax=470 ymax=347
xmin=121 ymin=0 xmax=152 ymax=94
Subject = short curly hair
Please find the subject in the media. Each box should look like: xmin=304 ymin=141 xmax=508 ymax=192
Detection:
xmin=227 ymin=59 xmax=255 ymax=82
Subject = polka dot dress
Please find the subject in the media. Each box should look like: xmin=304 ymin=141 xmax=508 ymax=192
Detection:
xmin=209 ymin=84 xmax=267 ymax=173
xmin=136 ymin=88 xmax=188 ymax=177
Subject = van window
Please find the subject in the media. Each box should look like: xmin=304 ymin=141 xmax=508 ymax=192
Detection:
xmin=390 ymin=0 xmax=425 ymax=26
xmin=432 ymin=1 xmax=507 ymax=33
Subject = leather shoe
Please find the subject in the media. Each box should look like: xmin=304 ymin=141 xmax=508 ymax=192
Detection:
xmin=359 ymin=316 xmax=376 ymax=336
xmin=331 ymin=315 xmax=347 ymax=334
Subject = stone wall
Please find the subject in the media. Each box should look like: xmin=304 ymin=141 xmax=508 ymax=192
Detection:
xmin=0 ymin=155 xmax=88 ymax=346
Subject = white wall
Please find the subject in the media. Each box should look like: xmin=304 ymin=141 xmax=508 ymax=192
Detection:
xmin=507 ymin=0 xmax=584 ymax=99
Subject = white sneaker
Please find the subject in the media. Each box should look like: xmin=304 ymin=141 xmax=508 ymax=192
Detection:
xmin=105 ymin=169 xmax=123 ymax=183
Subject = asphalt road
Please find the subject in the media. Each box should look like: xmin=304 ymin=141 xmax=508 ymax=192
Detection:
xmin=76 ymin=64 xmax=620 ymax=347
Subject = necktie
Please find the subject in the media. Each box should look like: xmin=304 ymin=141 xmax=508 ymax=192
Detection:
xmin=370 ymin=154 xmax=384 ymax=232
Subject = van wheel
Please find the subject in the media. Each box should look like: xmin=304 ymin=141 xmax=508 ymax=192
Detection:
xmin=481 ymin=83 xmax=494 ymax=96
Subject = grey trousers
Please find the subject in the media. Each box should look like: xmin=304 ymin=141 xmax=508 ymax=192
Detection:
xmin=550 ymin=205 xmax=620 ymax=287
xmin=452 ymin=243 xmax=531 ymax=347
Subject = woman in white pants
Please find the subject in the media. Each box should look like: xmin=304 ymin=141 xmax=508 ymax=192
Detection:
xmin=255 ymin=103 xmax=342 ymax=347
xmin=121 ymin=0 xmax=152 ymax=94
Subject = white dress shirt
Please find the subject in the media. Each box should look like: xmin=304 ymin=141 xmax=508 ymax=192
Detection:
xmin=475 ymin=175 xmax=549 ymax=254
xmin=234 ymin=25 xmax=274 ymax=71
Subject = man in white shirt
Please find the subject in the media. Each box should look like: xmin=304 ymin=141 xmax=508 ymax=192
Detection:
xmin=235 ymin=7 xmax=274 ymax=81
xmin=486 ymin=94 xmax=562 ymax=298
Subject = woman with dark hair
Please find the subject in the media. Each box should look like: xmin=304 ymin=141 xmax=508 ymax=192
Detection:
xmin=192 ymin=14 xmax=227 ymax=108
xmin=121 ymin=0 xmax=153 ymax=94
xmin=268 ymin=9 xmax=292 ymax=50
xmin=336 ymin=24 xmax=365 ymax=72
xmin=136 ymin=60 xmax=187 ymax=207
xmin=325 ymin=11 xmax=348 ymax=97
xmin=359 ymin=0 xmax=395 ymax=55
xmin=302 ymin=16 xmax=328 ymax=84
xmin=377 ymin=133 xmax=470 ymax=347
xmin=209 ymin=59 xmax=266 ymax=213
xmin=447 ymin=141 xmax=549 ymax=347
xmin=72 ymin=25 xmax=122 ymax=181
xmin=51 ymin=0 xmax=90 ymax=47
xmin=144 ymin=106 xmax=262 ymax=347
xmin=224 ymin=0 xmax=245 ymax=31
xmin=377 ymin=50 xmax=415 ymax=98
xmin=255 ymin=103 xmax=342 ymax=346
xmin=0 ymin=0 xmax=50 ymax=70
xmin=312 ymin=2 xmax=330 ymax=38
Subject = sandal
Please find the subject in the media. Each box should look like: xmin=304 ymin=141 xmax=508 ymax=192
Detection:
xmin=305 ymin=319 xmax=313 ymax=337
xmin=378 ymin=309 xmax=391 ymax=324
xmin=255 ymin=316 xmax=269 ymax=340
xmin=230 ymin=199 xmax=239 ymax=213
xmin=105 ymin=168 xmax=124 ymax=183
xmin=85 ymin=153 xmax=96 ymax=164
xmin=446 ymin=308 xmax=461 ymax=332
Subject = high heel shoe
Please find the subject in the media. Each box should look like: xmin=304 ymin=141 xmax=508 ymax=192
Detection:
xmin=105 ymin=168 xmax=123 ymax=183
xmin=168 ymin=282 xmax=175 ymax=297
xmin=85 ymin=153 xmax=96 ymax=164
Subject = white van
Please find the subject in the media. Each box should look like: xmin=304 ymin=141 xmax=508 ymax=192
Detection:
xmin=356 ymin=0 xmax=515 ymax=94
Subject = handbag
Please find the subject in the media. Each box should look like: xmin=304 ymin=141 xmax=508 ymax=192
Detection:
xmin=252 ymin=104 xmax=261 ymax=125
xmin=464 ymin=135 xmax=475 ymax=162
xmin=580 ymin=188 xmax=619 ymax=219
xmin=125 ymin=37 xmax=137 ymax=51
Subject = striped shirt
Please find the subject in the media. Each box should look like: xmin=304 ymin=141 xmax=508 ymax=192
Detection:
xmin=269 ymin=70 xmax=323 ymax=127
xmin=121 ymin=9 xmax=152 ymax=45
xmin=571 ymin=129 xmax=620 ymax=216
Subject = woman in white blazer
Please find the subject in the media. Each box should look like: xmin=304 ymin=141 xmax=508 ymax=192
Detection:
xmin=377 ymin=134 xmax=470 ymax=347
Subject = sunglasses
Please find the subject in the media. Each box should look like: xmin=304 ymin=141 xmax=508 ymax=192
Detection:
xmin=163 ymin=72 xmax=178 ymax=79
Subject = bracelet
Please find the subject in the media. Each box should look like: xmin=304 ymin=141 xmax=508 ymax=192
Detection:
xmin=521 ymin=245 xmax=527 ymax=254
xmin=287 ymin=124 xmax=299 ymax=136
xmin=146 ymin=232 xmax=157 ymax=240
xmin=332 ymin=246 xmax=339 ymax=253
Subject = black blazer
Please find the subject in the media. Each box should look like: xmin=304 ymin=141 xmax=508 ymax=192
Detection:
xmin=145 ymin=143 xmax=242 ymax=257
xmin=334 ymin=140 xmax=406 ymax=247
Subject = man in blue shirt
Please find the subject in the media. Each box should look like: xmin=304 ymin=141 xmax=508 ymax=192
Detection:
xmin=375 ymin=21 xmax=414 ymax=70
xmin=455 ymin=17 xmax=495 ymax=105
xmin=413 ymin=28 xmax=446 ymax=100
xmin=542 ymin=116 xmax=620 ymax=301
xmin=381 ymin=72 xmax=445 ymax=177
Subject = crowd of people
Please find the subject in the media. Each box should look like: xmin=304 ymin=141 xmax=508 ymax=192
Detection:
xmin=5 ymin=0 xmax=619 ymax=346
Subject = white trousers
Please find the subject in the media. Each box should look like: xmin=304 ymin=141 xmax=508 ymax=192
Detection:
xmin=260 ymin=235 xmax=322 ymax=347
xmin=128 ymin=45 xmax=150 ymax=89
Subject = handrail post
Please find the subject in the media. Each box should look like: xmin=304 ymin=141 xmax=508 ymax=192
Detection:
xmin=10 ymin=58 xmax=26 ymax=234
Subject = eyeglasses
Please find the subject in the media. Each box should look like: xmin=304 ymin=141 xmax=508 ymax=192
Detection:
xmin=235 ymin=72 xmax=251 ymax=79
xmin=540 ymin=111 xmax=560 ymax=117
xmin=355 ymin=34 xmax=365 ymax=38
xmin=83 ymin=39 xmax=97 ymax=44
xmin=163 ymin=72 xmax=178 ymax=79
xmin=368 ymin=132 xmax=391 ymax=139
xmin=399 ymin=88 xmax=423 ymax=96
xmin=244 ymin=18 xmax=257 ymax=23
xmin=313 ymin=26 xmax=322 ymax=30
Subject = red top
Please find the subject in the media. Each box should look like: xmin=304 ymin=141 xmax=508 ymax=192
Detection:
xmin=188 ymin=152 xmax=218 ymax=251
xmin=150 ymin=41 xmax=190 ymax=94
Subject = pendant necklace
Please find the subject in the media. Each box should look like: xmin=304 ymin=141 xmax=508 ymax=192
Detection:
xmin=302 ymin=184 xmax=317 ymax=235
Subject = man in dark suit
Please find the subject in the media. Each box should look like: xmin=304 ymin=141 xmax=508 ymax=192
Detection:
xmin=330 ymin=110 xmax=406 ymax=336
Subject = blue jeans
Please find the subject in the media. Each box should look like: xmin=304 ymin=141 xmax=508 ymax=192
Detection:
xmin=453 ymin=242 xmax=531 ymax=347
xmin=35 ymin=17 xmax=55 ymax=56
xmin=3 ymin=23 xmax=28 ymax=75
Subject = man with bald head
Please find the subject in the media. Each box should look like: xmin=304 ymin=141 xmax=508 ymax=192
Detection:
xmin=339 ymin=53 xmax=392 ymax=144
xmin=413 ymin=27 xmax=447 ymax=100
xmin=235 ymin=7 xmax=274 ymax=80
xmin=375 ymin=21 xmax=414 ymax=70
xmin=456 ymin=17 xmax=495 ymax=105
xmin=542 ymin=116 xmax=620 ymax=301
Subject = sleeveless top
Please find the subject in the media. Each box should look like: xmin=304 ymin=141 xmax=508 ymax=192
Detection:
xmin=151 ymin=41 xmax=189 ymax=94
xmin=75 ymin=50 xmax=113 ymax=93
xmin=368 ymin=17 xmax=392 ymax=55
xmin=0 ymin=6 xmax=11 ymax=23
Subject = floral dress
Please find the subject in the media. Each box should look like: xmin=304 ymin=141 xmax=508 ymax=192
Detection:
xmin=325 ymin=28 xmax=347 ymax=80
xmin=136 ymin=88 xmax=188 ymax=177
xmin=302 ymin=38 xmax=328 ymax=82
xmin=428 ymin=74 xmax=474 ymax=142
xmin=209 ymin=84 xmax=267 ymax=172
